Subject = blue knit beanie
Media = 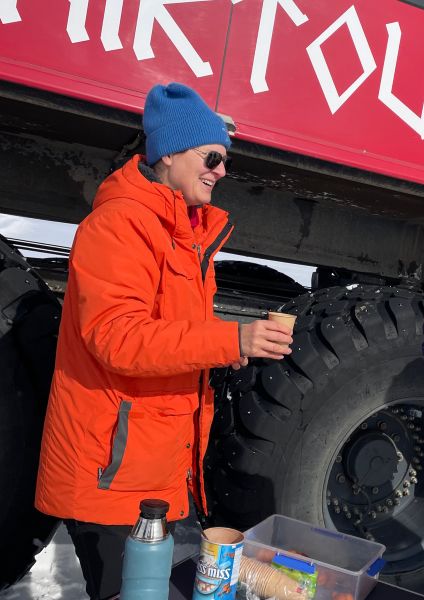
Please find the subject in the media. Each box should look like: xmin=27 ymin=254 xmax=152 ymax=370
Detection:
xmin=143 ymin=82 xmax=231 ymax=166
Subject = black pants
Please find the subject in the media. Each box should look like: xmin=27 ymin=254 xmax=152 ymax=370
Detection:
xmin=64 ymin=519 xmax=176 ymax=600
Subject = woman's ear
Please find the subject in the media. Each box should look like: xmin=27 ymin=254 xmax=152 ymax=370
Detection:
xmin=161 ymin=154 xmax=173 ymax=167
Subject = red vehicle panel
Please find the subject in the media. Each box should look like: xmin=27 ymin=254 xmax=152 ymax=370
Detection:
xmin=0 ymin=0 xmax=423 ymax=183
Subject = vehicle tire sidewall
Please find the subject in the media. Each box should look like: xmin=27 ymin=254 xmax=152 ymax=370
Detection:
xmin=279 ymin=353 xmax=424 ymax=523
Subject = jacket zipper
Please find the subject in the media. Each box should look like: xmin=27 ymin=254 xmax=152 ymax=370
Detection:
xmin=200 ymin=221 xmax=233 ymax=282
xmin=193 ymin=219 xmax=233 ymax=517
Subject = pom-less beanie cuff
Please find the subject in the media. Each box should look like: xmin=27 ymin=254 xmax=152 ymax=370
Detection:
xmin=143 ymin=82 xmax=231 ymax=166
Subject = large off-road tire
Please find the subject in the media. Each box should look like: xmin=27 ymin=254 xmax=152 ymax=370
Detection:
xmin=0 ymin=236 xmax=61 ymax=589
xmin=207 ymin=284 xmax=424 ymax=592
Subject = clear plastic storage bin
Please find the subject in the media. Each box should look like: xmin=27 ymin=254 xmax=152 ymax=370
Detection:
xmin=241 ymin=514 xmax=386 ymax=600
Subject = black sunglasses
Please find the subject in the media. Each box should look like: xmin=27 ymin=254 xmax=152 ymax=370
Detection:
xmin=191 ymin=148 xmax=232 ymax=170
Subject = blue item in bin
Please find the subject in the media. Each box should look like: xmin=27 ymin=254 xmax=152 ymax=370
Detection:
xmin=367 ymin=558 xmax=386 ymax=577
xmin=272 ymin=553 xmax=316 ymax=574
xmin=271 ymin=552 xmax=318 ymax=599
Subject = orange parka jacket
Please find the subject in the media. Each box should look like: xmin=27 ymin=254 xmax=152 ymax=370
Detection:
xmin=35 ymin=155 xmax=241 ymax=524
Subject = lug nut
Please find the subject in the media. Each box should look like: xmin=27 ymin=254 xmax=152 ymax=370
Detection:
xmin=409 ymin=469 xmax=417 ymax=477
xmin=395 ymin=490 xmax=402 ymax=497
xmin=336 ymin=474 xmax=346 ymax=484
xmin=392 ymin=434 xmax=401 ymax=442
xmin=410 ymin=476 xmax=418 ymax=484
xmin=403 ymin=480 xmax=410 ymax=487
xmin=386 ymin=499 xmax=393 ymax=506
xmin=360 ymin=422 xmax=368 ymax=429
xmin=372 ymin=487 xmax=379 ymax=495
xmin=394 ymin=498 xmax=401 ymax=505
xmin=403 ymin=489 xmax=410 ymax=496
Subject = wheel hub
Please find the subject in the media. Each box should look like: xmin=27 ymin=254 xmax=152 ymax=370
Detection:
xmin=326 ymin=403 xmax=424 ymax=564
xmin=345 ymin=433 xmax=400 ymax=487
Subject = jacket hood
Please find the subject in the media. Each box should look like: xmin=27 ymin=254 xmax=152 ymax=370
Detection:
xmin=92 ymin=154 xmax=228 ymax=243
xmin=93 ymin=154 xmax=185 ymax=235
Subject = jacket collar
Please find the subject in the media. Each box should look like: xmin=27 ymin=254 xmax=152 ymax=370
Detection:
xmin=93 ymin=154 xmax=229 ymax=243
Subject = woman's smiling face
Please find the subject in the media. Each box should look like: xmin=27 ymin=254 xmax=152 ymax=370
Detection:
xmin=159 ymin=144 xmax=228 ymax=207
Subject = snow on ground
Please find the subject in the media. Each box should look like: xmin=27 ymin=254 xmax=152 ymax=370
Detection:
xmin=0 ymin=511 xmax=201 ymax=600
xmin=0 ymin=525 xmax=88 ymax=600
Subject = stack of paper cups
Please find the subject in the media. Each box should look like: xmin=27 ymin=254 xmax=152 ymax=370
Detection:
xmin=239 ymin=556 xmax=308 ymax=600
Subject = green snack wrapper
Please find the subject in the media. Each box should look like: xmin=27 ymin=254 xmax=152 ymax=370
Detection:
xmin=271 ymin=553 xmax=318 ymax=599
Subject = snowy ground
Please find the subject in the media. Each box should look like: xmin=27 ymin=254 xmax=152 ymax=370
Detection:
xmin=0 ymin=512 xmax=201 ymax=600
xmin=0 ymin=525 xmax=88 ymax=600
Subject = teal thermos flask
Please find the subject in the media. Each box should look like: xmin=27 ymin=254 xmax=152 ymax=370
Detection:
xmin=120 ymin=499 xmax=174 ymax=600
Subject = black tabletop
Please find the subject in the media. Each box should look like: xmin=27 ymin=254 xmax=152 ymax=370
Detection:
xmin=169 ymin=558 xmax=424 ymax=600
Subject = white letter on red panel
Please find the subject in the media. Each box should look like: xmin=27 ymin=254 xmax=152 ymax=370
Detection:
xmin=379 ymin=22 xmax=424 ymax=139
xmin=0 ymin=0 xmax=21 ymax=24
xmin=101 ymin=0 xmax=124 ymax=51
xmin=306 ymin=6 xmax=376 ymax=114
xmin=251 ymin=0 xmax=309 ymax=94
xmin=133 ymin=0 xmax=213 ymax=77
xmin=67 ymin=0 xmax=90 ymax=43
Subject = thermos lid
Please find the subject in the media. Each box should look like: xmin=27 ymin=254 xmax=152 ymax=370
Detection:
xmin=140 ymin=499 xmax=170 ymax=519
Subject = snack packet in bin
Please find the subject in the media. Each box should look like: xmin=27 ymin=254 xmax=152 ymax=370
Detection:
xmin=239 ymin=556 xmax=311 ymax=600
xmin=271 ymin=553 xmax=317 ymax=599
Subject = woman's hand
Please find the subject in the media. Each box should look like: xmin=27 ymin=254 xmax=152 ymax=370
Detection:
xmin=239 ymin=320 xmax=293 ymax=360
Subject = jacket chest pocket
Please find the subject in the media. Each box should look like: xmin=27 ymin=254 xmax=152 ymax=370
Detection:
xmin=98 ymin=397 xmax=195 ymax=493
xmin=163 ymin=254 xmax=199 ymax=320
